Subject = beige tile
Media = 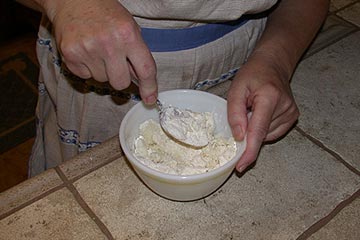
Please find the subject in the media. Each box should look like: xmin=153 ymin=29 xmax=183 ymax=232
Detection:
xmin=337 ymin=2 xmax=360 ymax=26
xmin=309 ymin=197 xmax=360 ymax=240
xmin=58 ymin=136 xmax=123 ymax=180
xmin=292 ymin=31 xmax=360 ymax=171
xmin=304 ymin=15 xmax=357 ymax=58
xmin=329 ymin=0 xmax=357 ymax=12
xmin=0 ymin=169 xmax=63 ymax=217
xmin=0 ymin=188 xmax=107 ymax=240
xmin=73 ymin=131 xmax=360 ymax=239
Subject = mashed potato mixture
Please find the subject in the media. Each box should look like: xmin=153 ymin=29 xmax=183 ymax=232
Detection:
xmin=133 ymin=112 xmax=237 ymax=175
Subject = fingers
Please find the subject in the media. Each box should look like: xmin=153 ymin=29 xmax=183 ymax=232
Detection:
xmin=59 ymin=40 xmax=94 ymax=79
xmin=235 ymin=93 xmax=275 ymax=172
xmin=54 ymin=2 xmax=157 ymax=101
xmin=126 ymin=43 xmax=157 ymax=104
xmin=63 ymin=61 xmax=92 ymax=79
xmin=265 ymin=104 xmax=299 ymax=141
xmin=105 ymin=55 xmax=132 ymax=90
xmin=60 ymin=35 xmax=157 ymax=103
xmin=227 ymin=82 xmax=249 ymax=141
xmin=265 ymin=121 xmax=295 ymax=142
xmin=59 ymin=35 xmax=112 ymax=83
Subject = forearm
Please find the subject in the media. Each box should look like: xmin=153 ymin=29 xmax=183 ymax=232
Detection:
xmin=249 ymin=0 xmax=329 ymax=82
xmin=16 ymin=0 xmax=76 ymax=23
xmin=16 ymin=0 xmax=45 ymax=12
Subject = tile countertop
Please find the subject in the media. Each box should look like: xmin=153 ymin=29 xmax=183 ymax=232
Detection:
xmin=1 ymin=5 xmax=360 ymax=239
xmin=0 ymin=131 xmax=359 ymax=240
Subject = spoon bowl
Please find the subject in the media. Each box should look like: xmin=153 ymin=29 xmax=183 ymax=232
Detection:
xmin=158 ymin=104 xmax=212 ymax=148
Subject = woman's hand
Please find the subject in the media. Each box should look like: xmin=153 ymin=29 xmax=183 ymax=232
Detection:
xmin=227 ymin=53 xmax=300 ymax=172
xmin=43 ymin=0 xmax=158 ymax=104
xmin=227 ymin=0 xmax=328 ymax=173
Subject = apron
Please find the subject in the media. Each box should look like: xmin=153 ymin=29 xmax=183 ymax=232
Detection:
xmin=29 ymin=0 xmax=277 ymax=177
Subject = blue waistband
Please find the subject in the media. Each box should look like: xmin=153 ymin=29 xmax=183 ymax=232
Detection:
xmin=140 ymin=16 xmax=250 ymax=52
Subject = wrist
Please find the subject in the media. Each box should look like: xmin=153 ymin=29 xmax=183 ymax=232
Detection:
xmin=35 ymin=0 xmax=69 ymax=22
xmin=248 ymin=47 xmax=294 ymax=85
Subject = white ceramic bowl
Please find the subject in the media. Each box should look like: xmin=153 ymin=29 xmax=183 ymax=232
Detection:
xmin=119 ymin=89 xmax=246 ymax=201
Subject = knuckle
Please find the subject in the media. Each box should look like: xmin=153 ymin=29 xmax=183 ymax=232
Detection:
xmin=249 ymin=125 xmax=268 ymax=141
xmin=110 ymin=78 xmax=131 ymax=90
xmin=60 ymin=38 xmax=95 ymax=60
xmin=60 ymin=42 xmax=78 ymax=61
xmin=264 ymin=83 xmax=282 ymax=98
xmin=63 ymin=62 xmax=91 ymax=79
xmin=294 ymin=106 xmax=300 ymax=118
xmin=282 ymin=97 xmax=294 ymax=110
xmin=257 ymin=83 xmax=282 ymax=106
xmin=139 ymin=62 xmax=156 ymax=80
xmin=288 ymin=102 xmax=300 ymax=119
xmin=75 ymin=70 xmax=91 ymax=79
xmin=114 ymin=22 xmax=138 ymax=43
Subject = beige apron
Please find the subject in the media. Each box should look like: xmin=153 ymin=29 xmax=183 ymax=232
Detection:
xmin=29 ymin=0 xmax=277 ymax=177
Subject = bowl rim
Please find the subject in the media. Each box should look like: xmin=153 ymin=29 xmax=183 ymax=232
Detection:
xmin=119 ymin=89 xmax=246 ymax=183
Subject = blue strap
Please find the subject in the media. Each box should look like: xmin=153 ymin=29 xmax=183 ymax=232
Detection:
xmin=141 ymin=16 xmax=250 ymax=52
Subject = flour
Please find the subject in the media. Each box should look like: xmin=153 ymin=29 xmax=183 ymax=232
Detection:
xmin=160 ymin=106 xmax=214 ymax=147
xmin=133 ymin=117 xmax=237 ymax=175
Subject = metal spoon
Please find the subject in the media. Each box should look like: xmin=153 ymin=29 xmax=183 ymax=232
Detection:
xmin=157 ymin=101 xmax=211 ymax=148
xmin=132 ymin=80 xmax=210 ymax=147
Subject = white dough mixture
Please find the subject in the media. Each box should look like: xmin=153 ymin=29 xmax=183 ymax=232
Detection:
xmin=133 ymin=111 xmax=237 ymax=175
xmin=159 ymin=106 xmax=213 ymax=147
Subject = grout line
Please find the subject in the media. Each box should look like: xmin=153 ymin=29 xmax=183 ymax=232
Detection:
xmin=297 ymin=188 xmax=360 ymax=239
xmin=295 ymin=123 xmax=360 ymax=238
xmin=0 ymin=117 xmax=35 ymax=138
xmin=67 ymin=153 xmax=123 ymax=183
xmin=331 ymin=1 xmax=360 ymax=16
xmin=302 ymin=12 xmax=359 ymax=60
xmin=0 ymin=184 xmax=65 ymax=220
xmin=295 ymin=126 xmax=360 ymax=177
xmin=332 ymin=2 xmax=360 ymax=31
xmin=302 ymin=28 xmax=359 ymax=60
xmin=55 ymin=166 xmax=115 ymax=240
xmin=334 ymin=17 xmax=360 ymax=32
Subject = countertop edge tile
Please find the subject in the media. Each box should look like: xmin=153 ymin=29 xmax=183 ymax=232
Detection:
xmin=0 ymin=169 xmax=64 ymax=218
xmin=59 ymin=136 xmax=123 ymax=181
xmin=0 ymin=188 xmax=108 ymax=240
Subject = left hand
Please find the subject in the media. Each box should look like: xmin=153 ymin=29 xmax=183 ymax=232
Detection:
xmin=227 ymin=55 xmax=300 ymax=172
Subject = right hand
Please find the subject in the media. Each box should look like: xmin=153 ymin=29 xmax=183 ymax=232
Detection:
xmin=43 ymin=0 xmax=158 ymax=104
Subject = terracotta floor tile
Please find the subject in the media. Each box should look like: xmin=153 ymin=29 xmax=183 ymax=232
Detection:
xmin=0 ymin=138 xmax=34 ymax=192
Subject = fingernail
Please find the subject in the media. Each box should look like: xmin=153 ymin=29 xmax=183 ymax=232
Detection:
xmin=145 ymin=94 xmax=156 ymax=104
xmin=237 ymin=164 xmax=247 ymax=173
xmin=233 ymin=125 xmax=243 ymax=139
